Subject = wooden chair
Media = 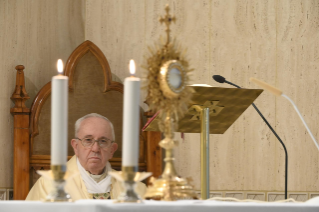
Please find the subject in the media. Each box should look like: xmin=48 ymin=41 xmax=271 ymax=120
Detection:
xmin=10 ymin=40 xmax=162 ymax=200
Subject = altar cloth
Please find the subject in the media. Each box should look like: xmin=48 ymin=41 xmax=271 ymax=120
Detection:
xmin=1 ymin=199 xmax=319 ymax=212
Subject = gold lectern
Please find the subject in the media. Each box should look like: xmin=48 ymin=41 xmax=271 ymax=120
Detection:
xmin=144 ymin=85 xmax=263 ymax=200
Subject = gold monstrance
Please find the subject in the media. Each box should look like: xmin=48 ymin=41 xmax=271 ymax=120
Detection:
xmin=143 ymin=5 xmax=198 ymax=200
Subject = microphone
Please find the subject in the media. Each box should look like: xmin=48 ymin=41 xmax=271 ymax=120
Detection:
xmin=212 ymin=75 xmax=288 ymax=199
xmin=212 ymin=75 xmax=226 ymax=83
xmin=250 ymin=77 xmax=319 ymax=151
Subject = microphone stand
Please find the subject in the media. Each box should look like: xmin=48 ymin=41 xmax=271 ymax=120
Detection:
xmin=226 ymin=80 xmax=288 ymax=200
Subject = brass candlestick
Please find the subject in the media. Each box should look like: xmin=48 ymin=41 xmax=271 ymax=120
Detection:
xmin=37 ymin=165 xmax=72 ymax=202
xmin=108 ymin=167 xmax=152 ymax=203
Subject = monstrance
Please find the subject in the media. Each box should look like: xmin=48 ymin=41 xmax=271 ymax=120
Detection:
xmin=143 ymin=5 xmax=197 ymax=201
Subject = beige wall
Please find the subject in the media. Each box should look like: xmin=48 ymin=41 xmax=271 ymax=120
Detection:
xmin=0 ymin=0 xmax=85 ymax=190
xmin=86 ymin=0 xmax=319 ymax=200
xmin=1 ymin=0 xmax=319 ymax=200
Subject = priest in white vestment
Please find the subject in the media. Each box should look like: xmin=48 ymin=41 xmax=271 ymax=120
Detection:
xmin=26 ymin=113 xmax=146 ymax=200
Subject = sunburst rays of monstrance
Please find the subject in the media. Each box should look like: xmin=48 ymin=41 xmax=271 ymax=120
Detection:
xmin=143 ymin=5 xmax=198 ymax=201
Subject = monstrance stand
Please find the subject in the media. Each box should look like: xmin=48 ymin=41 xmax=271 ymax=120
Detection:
xmin=143 ymin=5 xmax=198 ymax=200
xmin=144 ymin=86 xmax=263 ymax=199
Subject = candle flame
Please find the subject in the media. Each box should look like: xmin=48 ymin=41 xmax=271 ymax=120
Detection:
xmin=57 ymin=59 xmax=63 ymax=74
xmin=129 ymin=60 xmax=136 ymax=76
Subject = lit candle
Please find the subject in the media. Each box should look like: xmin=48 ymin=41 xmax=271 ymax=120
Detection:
xmin=122 ymin=60 xmax=140 ymax=167
xmin=51 ymin=59 xmax=68 ymax=165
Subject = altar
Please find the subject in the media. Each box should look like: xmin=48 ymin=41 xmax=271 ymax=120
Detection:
xmin=1 ymin=200 xmax=319 ymax=212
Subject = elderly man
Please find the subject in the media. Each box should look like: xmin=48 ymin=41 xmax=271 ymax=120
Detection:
xmin=26 ymin=113 xmax=146 ymax=200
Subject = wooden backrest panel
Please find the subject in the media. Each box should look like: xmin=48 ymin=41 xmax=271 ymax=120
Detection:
xmin=11 ymin=40 xmax=159 ymax=200
xmin=28 ymin=40 xmax=147 ymax=187
xmin=32 ymin=52 xmax=124 ymax=158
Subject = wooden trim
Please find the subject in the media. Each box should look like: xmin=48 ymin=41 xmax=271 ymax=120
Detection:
xmin=64 ymin=40 xmax=115 ymax=93
xmin=10 ymin=66 xmax=30 ymax=200
xmin=29 ymin=82 xmax=51 ymax=151
xmin=30 ymin=155 xmax=133 ymax=163
xmin=10 ymin=65 xmax=30 ymax=114
xmin=29 ymin=162 xmax=146 ymax=168
xmin=29 ymin=154 xmax=147 ymax=173
xmin=109 ymin=81 xmax=124 ymax=93
xmin=30 ymin=155 xmax=146 ymax=167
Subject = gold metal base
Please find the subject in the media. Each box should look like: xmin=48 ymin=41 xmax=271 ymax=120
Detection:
xmin=108 ymin=166 xmax=152 ymax=203
xmin=144 ymin=176 xmax=198 ymax=201
xmin=144 ymin=137 xmax=198 ymax=201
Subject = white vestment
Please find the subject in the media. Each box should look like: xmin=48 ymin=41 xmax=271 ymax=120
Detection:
xmin=26 ymin=155 xmax=147 ymax=201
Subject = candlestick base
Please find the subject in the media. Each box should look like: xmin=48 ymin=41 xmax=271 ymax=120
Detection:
xmin=45 ymin=180 xmax=72 ymax=202
xmin=108 ymin=167 xmax=152 ymax=203
xmin=37 ymin=165 xmax=72 ymax=202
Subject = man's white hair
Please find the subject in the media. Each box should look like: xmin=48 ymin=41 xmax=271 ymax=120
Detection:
xmin=75 ymin=113 xmax=115 ymax=141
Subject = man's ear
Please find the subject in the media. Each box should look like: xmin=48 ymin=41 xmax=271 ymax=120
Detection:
xmin=71 ymin=139 xmax=79 ymax=156
xmin=110 ymin=143 xmax=118 ymax=158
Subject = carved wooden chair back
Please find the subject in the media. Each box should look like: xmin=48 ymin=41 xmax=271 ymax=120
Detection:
xmin=10 ymin=40 xmax=147 ymax=200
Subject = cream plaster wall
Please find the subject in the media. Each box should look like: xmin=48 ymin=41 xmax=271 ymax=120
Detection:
xmin=85 ymin=0 xmax=319 ymax=195
xmin=0 ymin=0 xmax=85 ymax=188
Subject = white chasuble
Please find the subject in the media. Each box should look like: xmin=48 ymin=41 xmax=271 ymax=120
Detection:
xmin=25 ymin=155 xmax=147 ymax=201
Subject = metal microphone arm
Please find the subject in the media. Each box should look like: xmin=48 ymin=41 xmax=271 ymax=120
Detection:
xmin=224 ymin=79 xmax=288 ymax=200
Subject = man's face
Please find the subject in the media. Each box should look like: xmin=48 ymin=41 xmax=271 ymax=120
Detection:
xmin=71 ymin=117 xmax=118 ymax=175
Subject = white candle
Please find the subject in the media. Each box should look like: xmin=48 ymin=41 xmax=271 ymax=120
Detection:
xmin=122 ymin=60 xmax=140 ymax=167
xmin=51 ymin=59 xmax=68 ymax=165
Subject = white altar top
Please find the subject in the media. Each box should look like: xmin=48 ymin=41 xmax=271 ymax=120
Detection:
xmin=1 ymin=199 xmax=319 ymax=212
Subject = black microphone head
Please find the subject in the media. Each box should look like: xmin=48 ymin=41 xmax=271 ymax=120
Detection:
xmin=212 ymin=75 xmax=226 ymax=83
